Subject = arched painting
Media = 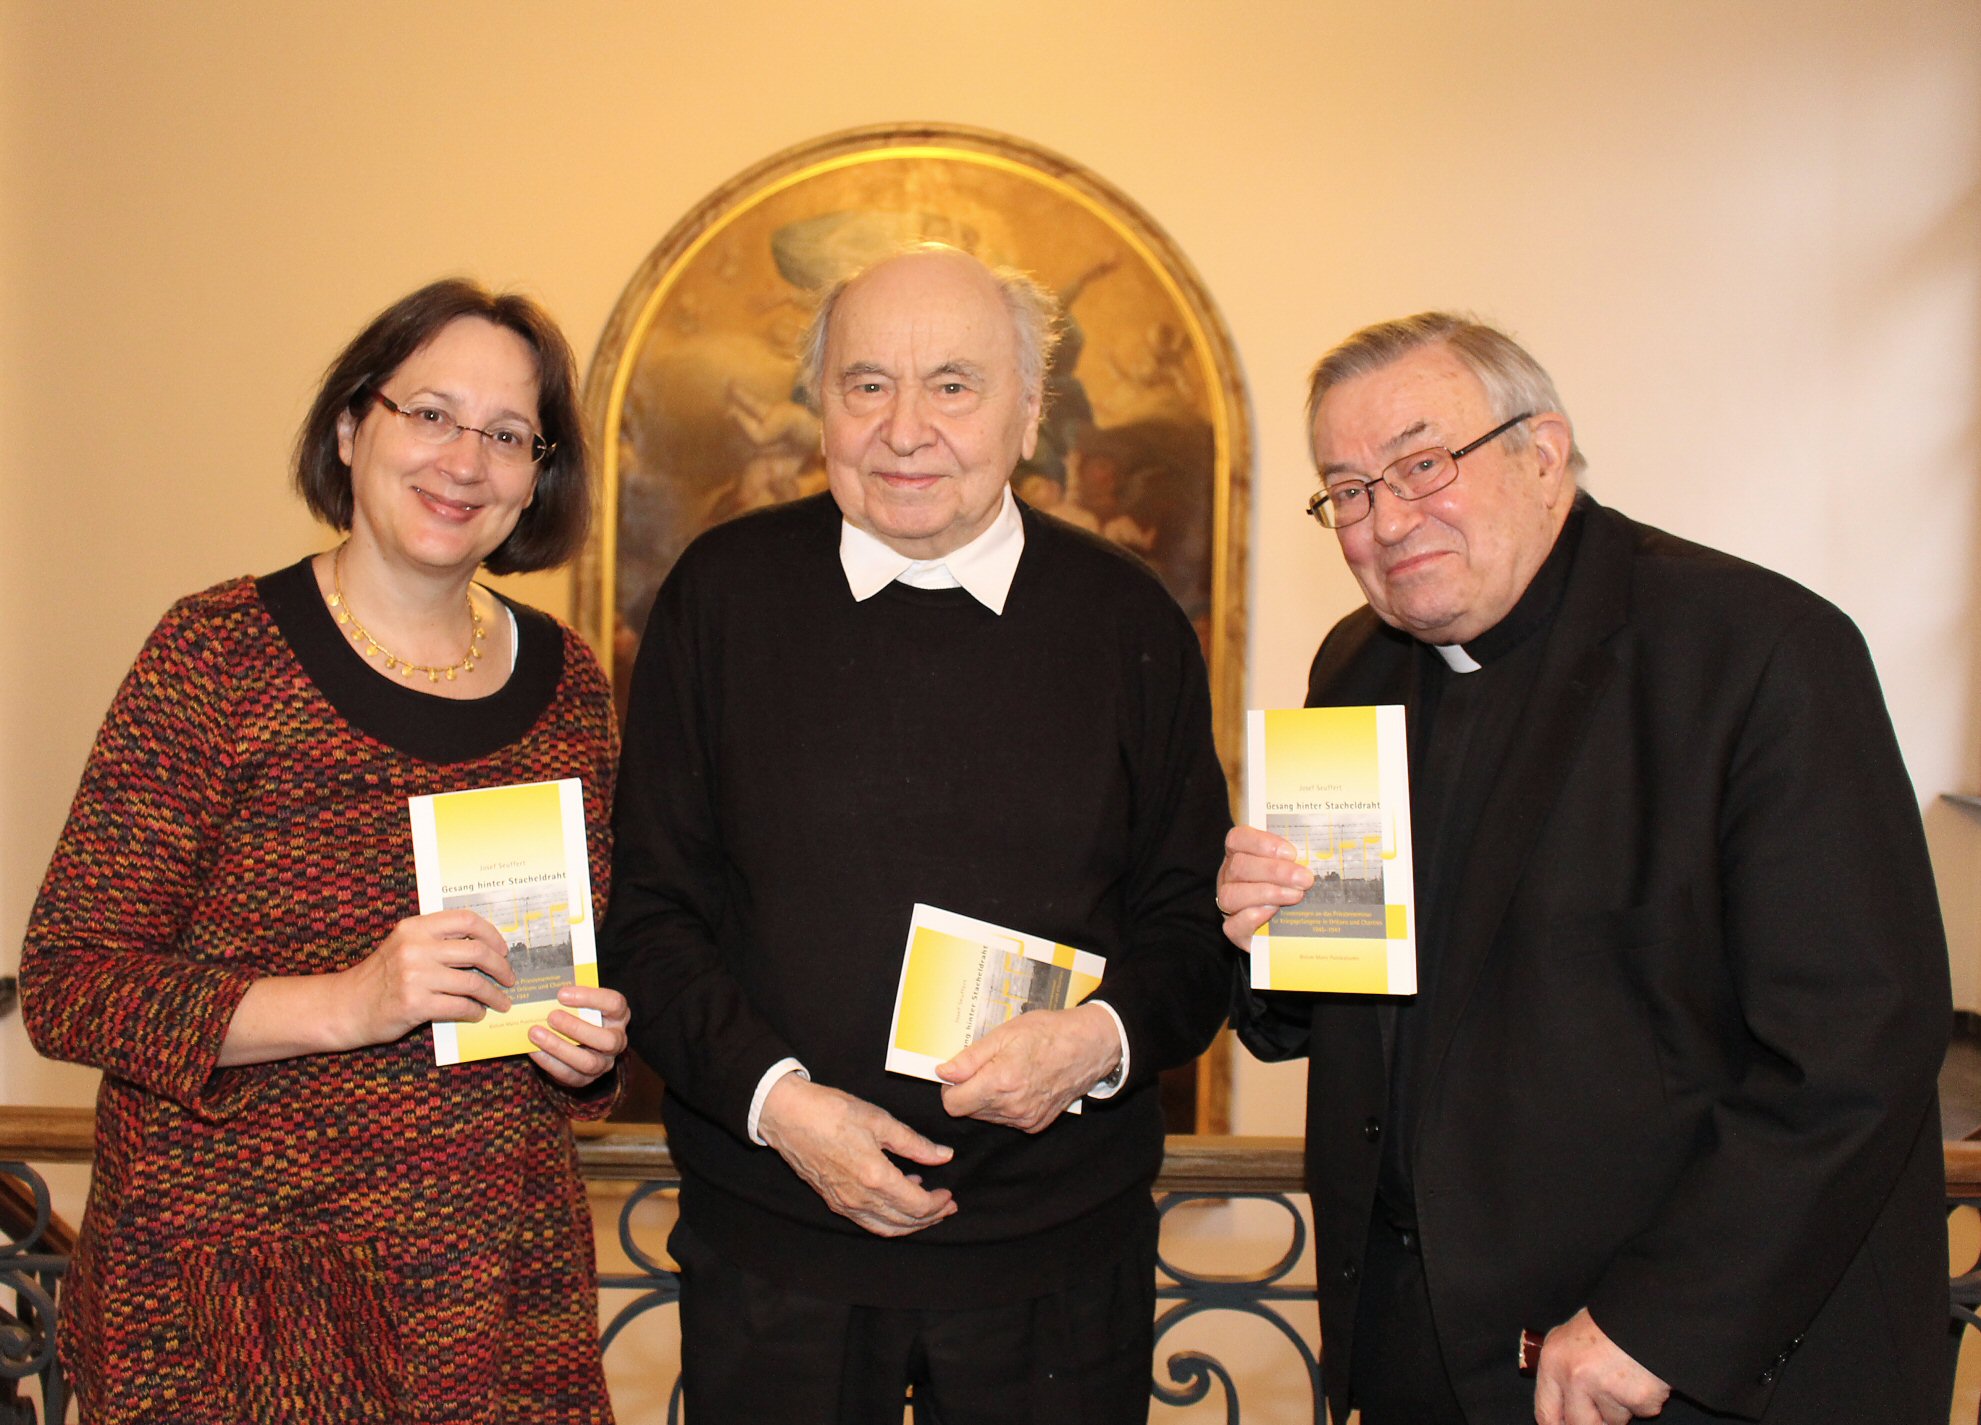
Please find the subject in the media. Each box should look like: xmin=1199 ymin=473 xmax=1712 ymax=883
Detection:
xmin=578 ymin=123 xmax=1251 ymax=1131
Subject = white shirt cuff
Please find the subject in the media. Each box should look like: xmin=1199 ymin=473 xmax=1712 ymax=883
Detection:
xmin=747 ymin=1057 xmax=809 ymax=1144
xmin=1086 ymin=1000 xmax=1130 ymax=1099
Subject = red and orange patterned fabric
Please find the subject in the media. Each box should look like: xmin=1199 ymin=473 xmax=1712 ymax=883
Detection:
xmin=22 ymin=568 xmax=618 ymax=1425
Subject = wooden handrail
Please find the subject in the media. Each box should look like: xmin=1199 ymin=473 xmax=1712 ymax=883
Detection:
xmin=0 ymin=1107 xmax=1307 ymax=1194
xmin=0 ymin=1106 xmax=93 ymax=1163
xmin=575 ymin=1122 xmax=1308 ymax=1191
xmin=1945 ymin=1139 xmax=1981 ymax=1199
xmin=0 ymin=1106 xmax=1969 ymax=1201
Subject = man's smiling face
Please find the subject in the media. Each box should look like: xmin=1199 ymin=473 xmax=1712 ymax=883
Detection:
xmin=1315 ymin=342 xmax=1573 ymax=645
xmin=820 ymin=249 xmax=1040 ymax=561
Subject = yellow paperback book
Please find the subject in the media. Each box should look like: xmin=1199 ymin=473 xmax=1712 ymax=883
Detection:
xmin=407 ymin=777 xmax=602 ymax=1065
xmin=1245 ymin=706 xmax=1416 ymax=994
xmin=886 ymin=904 xmax=1106 ymax=1111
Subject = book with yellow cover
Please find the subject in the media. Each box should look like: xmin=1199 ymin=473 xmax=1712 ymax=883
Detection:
xmin=885 ymin=904 xmax=1106 ymax=1109
xmin=1245 ymin=706 xmax=1416 ymax=994
xmin=408 ymin=777 xmax=602 ymax=1065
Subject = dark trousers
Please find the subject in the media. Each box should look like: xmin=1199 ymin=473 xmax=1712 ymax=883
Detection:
xmin=1350 ymin=1217 xmax=1470 ymax=1425
xmin=672 ymin=1215 xmax=1156 ymax=1425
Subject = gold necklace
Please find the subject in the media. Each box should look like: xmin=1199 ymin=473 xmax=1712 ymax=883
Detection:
xmin=329 ymin=546 xmax=485 ymax=684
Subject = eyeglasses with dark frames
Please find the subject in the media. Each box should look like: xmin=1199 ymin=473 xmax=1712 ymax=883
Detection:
xmin=1304 ymin=412 xmax=1534 ymax=530
xmin=372 ymin=391 xmax=553 ymax=468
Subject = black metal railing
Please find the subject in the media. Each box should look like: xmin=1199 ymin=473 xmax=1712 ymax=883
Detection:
xmin=581 ymin=1127 xmax=1320 ymax=1424
xmin=0 ymin=1159 xmax=67 ymax=1425
xmin=4 ymin=1109 xmax=1979 ymax=1424
xmin=0 ymin=1111 xmax=1320 ymax=1423
xmin=1150 ymin=1189 xmax=1321 ymax=1423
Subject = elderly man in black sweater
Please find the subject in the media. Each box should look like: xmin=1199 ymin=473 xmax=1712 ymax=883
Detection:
xmin=605 ymin=244 xmax=1233 ymax=1424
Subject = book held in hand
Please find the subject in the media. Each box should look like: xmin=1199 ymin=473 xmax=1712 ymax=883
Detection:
xmin=1245 ymin=706 xmax=1416 ymax=994
xmin=885 ymin=904 xmax=1106 ymax=1111
xmin=407 ymin=777 xmax=602 ymax=1065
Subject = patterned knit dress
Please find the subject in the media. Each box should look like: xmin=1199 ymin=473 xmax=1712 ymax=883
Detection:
xmin=21 ymin=560 xmax=619 ymax=1425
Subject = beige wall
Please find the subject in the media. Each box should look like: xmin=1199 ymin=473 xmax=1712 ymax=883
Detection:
xmin=5 ymin=0 xmax=1979 ymax=1147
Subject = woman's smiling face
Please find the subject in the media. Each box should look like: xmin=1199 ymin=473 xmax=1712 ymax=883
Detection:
xmin=336 ymin=316 xmax=544 ymax=578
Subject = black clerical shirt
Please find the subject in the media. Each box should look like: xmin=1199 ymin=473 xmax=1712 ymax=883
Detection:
xmin=1377 ymin=499 xmax=1589 ymax=1230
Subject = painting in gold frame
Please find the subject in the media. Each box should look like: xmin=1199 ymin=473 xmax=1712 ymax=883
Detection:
xmin=575 ymin=123 xmax=1251 ymax=1131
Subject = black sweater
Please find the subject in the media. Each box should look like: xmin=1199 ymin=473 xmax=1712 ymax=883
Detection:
xmin=604 ymin=493 xmax=1233 ymax=1307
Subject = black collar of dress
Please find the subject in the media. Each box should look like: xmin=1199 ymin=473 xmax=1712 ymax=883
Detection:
xmin=255 ymin=556 xmax=564 ymax=764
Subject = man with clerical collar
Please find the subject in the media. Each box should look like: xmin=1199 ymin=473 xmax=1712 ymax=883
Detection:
xmin=1218 ymin=313 xmax=1952 ymax=1425
xmin=605 ymin=244 xmax=1232 ymax=1423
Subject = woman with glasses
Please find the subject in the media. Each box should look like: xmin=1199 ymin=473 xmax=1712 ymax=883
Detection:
xmin=21 ymin=279 xmax=626 ymax=1424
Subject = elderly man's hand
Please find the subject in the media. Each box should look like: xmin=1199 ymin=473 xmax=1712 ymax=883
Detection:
xmin=1216 ymin=825 xmax=1314 ymax=949
xmin=935 ymin=1003 xmax=1120 ymax=1132
xmin=756 ymin=1075 xmax=957 ymax=1238
xmin=1533 ymin=1308 xmax=1671 ymax=1425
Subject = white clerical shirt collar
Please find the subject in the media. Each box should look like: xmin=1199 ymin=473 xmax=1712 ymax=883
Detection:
xmin=1433 ymin=643 xmax=1483 ymax=673
xmin=838 ymin=485 xmax=1025 ymax=614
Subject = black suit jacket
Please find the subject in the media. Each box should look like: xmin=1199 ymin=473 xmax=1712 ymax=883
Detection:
xmin=1238 ymin=497 xmax=1951 ymax=1423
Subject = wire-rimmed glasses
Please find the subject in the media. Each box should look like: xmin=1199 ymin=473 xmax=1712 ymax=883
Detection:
xmin=373 ymin=391 xmax=553 ymax=467
xmin=1305 ymin=412 xmax=1533 ymax=529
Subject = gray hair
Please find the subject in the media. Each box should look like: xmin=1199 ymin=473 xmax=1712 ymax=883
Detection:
xmin=1306 ymin=312 xmax=1586 ymax=478
xmin=794 ymin=242 xmax=1063 ymax=413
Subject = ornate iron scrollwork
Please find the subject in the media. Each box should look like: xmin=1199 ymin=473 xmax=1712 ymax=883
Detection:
xmin=9 ymin=1133 xmax=1981 ymax=1423
xmin=1152 ymin=1191 xmax=1322 ymax=1422
xmin=597 ymin=1180 xmax=685 ymax=1425
xmin=594 ymin=1184 xmax=1328 ymax=1423
xmin=0 ymin=1161 xmax=67 ymax=1424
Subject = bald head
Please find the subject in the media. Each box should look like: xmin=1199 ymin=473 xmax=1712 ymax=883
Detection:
xmin=798 ymin=244 xmax=1061 ymax=411
xmin=814 ymin=246 xmax=1052 ymax=560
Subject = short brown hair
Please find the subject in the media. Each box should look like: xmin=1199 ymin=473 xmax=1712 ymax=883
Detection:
xmin=292 ymin=278 xmax=591 ymax=574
